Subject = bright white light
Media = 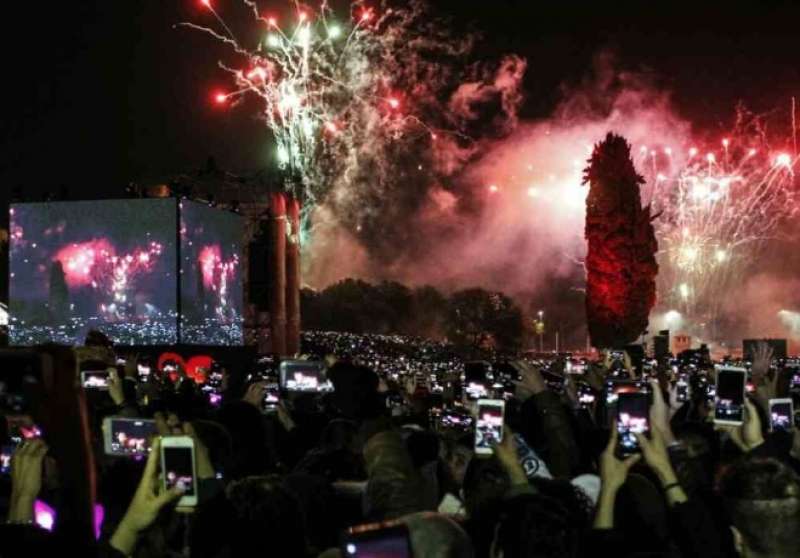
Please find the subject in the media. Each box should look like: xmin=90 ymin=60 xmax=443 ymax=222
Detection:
xmin=328 ymin=24 xmax=342 ymax=39
xmin=297 ymin=27 xmax=312 ymax=46
xmin=679 ymin=283 xmax=690 ymax=299
xmin=527 ymin=186 xmax=539 ymax=198
xmin=775 ymin=153 xmax=792 ymax=168
xmin=665 ymin=310 xmax=682 ymax=323
xmin=714 ymin=249 xmax=727 ymax=263
xmin=266 ymin=34 xmax=281 ymax=48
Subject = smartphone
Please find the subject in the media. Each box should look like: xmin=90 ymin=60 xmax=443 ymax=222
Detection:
xmin=81 ymin=369 xmax=111 ymax=390
xmin=474 ymin=399 xmax=505 ymax=455
xmin=578 ymin=383 xmax=596 ymax=406
xmin=0 ymin=444 xmax=13 ymax=475
xmin=438 ymin=409 xmax=475 ymax=432
xmin=341 ymin=520 xmax=412 ymax=558
xmin=769 ymin=398 xmax=794 ymax=432
xmin=103 ymin=417 xmax=157 ymax=457
xmin=616 ymin=392 xmax=650 ymax=456
xmin=789 ymin=368 xmax=800 ymax=392
xmin=279 ymin=360 xmax=333 ymax=392
xmin=160 ymin=436 xmax=198 ymax=507
xmin=714 ymin=366 xmax=747 ymax=425
xmin=262 ymin=383 xmax=280 ymax=413
xmin=676 ymin=375 xmax=689 ymax=402
xmin=137 ymin=364 xmax=151 ymax=381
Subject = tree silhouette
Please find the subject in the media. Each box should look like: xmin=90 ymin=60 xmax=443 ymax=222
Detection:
xmin=583 ymin=132 xmax=658 ymax=348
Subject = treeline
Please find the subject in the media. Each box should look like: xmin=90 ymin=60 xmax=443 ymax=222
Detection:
xmin=300 ymin=279 xmax=524 ymax=351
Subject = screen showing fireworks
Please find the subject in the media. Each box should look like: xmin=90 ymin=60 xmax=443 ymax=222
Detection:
xmin=9 ymin=200 xmax=178 ymax=345
xmin=180 ymin=201 xmax=244 ymax=345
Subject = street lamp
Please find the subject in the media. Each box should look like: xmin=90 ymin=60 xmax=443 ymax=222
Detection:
xmin=537 ymin=310 xmax=544 ymax=352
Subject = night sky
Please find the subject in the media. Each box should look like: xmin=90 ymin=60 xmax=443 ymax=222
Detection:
xmin=1 ymin=0 xmax=798 ymax=210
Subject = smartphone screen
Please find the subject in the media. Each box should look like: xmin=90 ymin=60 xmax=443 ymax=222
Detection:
xmin=578 ymin=383 xmax=596 ymax=406
xmin=163 ymin=446 xmax=196 ymax=497
xmin=769 ymin=399 xmax=794 ymax=432
xmin=262 ymin=383 xmax=280 ymax=412
xmin=107 ymin=418 xmax=156 ymax=456
xmin=342 ymin=522 xmax=412 ymax=558
xmin=82 ymin=369 xmax=110 ymax=389
xmin=714 ymin=367 xmax=746 ymax=424
xmin=475 ymin=399 xmax=504 ymax=454
xmin=617 ymin=392 xmax=650 ymax=455
xmin=280 ymin=361 xmax=332 ymax=392
xmin=1 ymin=444 xmax=14 ymax=475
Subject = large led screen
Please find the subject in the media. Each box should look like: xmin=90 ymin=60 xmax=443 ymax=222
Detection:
xmin=180 ymin=201 xmax=244 ymax=345
xmin=9 ymin=200 xmax=178 ymax=345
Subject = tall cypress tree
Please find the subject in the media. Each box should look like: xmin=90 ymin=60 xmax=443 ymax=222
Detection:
xmin=583 ymin=132 xmax=658 ymax=348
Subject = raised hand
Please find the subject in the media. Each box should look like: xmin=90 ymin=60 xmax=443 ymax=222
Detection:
xmin=599 ymin=425 xmax=640 ymax=494
xmin=9 ymin=439 xmax=49 ymax=522
xmin=242 ymin=381 xmax=268 ymax=409
xmin=111 ymin=438 xmax=183 ymax=556
xmin=715 ymin=398 xmax=765 ymax=452
xmin=510 ymin=360 xmax=547 ymax=399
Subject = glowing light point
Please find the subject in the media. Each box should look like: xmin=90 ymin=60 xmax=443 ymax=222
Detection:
xmin=266 ymin=34 xmax=281 ymax=48
xmin=679 ymin=283 xmax=690 ymax=299
xmin=388 ymin=97 xmax=400 ymax=109
xmin=706 ymin=153 xmax=716 ymax=163
xmin=298 ymin=11 xmax=307 ymax=22
xmin=747 ymin=148 xmax=757 ymax=157
xmin=715 ymin=249 xmax=728 ymax=263
xmin=488 ymin=184 xmax=499 ymax=194
xmin=324 ymin=121 xmax=338 ymax=133
xmin=656 ymin=173 xmax=666 ymax=182
xmin=200 ymin=0 xmax=211 ymax=7
xmin=639 ymin=145 xmax=648 ymax=153
xmin=689 ymin=147 xmax=698 ymax=157
xmin=360 ymin=10 xmax=373 ymax=22
xmin=297 ymin=27 xmax=312 ymax=46
xmin=665 ymin=310 xmax=681 ymax=322
xmin=722 ymin=138 xmax=729 ymax=148
xmin=664 ymin=147 xmax=672 ymax=156
xmin=328 ymin=24 xmax=342 ymax=39
xmin=214 ymin=92 xmax=228 ymax=104
xmin=775 ymin=153 xmax=792 ymax=168
xmin=430 ymin=133 xmax=438 ymax=140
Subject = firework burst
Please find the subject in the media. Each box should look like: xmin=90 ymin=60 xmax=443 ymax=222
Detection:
xmin=638 ymin=111 xmax=798 ymax=336
xmin=181 ymin=0 xmax=525 ymax=244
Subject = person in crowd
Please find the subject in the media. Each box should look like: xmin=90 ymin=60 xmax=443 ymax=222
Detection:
xmin=4 ymin=336 xmax=800 ymax=558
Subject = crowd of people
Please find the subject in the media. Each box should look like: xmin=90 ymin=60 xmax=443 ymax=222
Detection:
xmin=1 ymin=331 xmax=800 ymax=557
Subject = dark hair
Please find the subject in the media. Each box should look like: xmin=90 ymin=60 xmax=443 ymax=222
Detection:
xmin=719 ymin=457 xmax=800 ymax=557
xmin=494 ymin=492 xmax=582 ymax=558
xmin=225 ymin=475 xmax=308 ymax=558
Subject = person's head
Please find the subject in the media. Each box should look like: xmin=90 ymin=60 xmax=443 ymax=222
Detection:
xmin=225 ymin=475 xmax=308 ymax=558
xmin=327 ymin=362 xmax=382 ymax=420
xmin=490 ymin=491 xmax=582 ymax=558
xmin=440 ymin=434 xmax=474 ymax=488
xmin=719 ymin=457 xmax=800 ymax=558
xmin=403 ymin=512 xmax=474 ymax=558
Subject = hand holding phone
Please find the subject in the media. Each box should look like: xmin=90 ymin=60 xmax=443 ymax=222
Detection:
xmin=160 ymin=436 xmax=198 ymax=508
xmin=474 ymin=399 xmax=505 ymax=455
